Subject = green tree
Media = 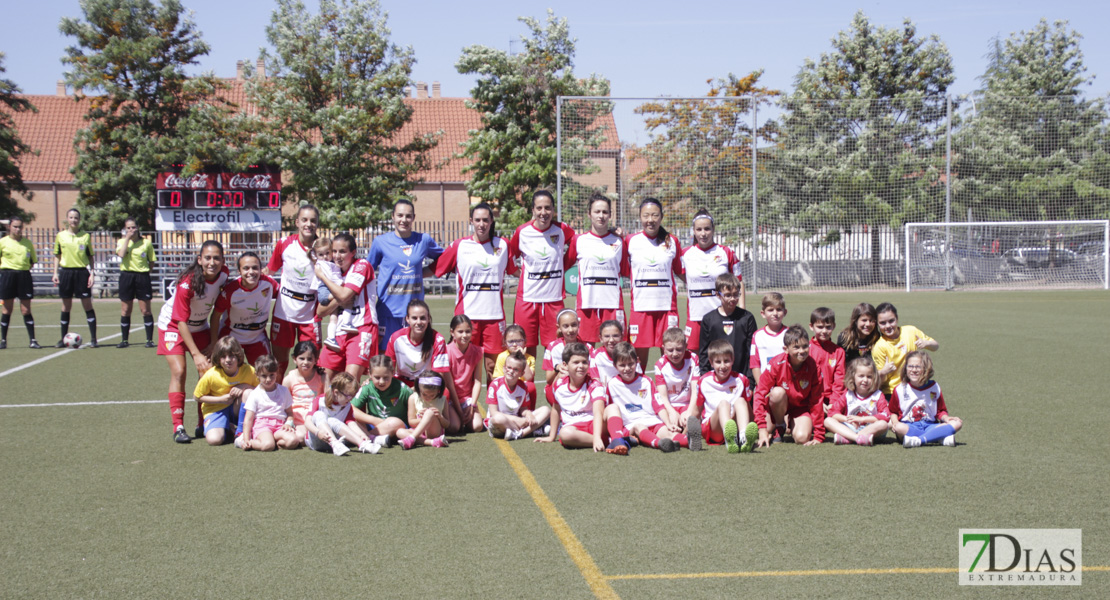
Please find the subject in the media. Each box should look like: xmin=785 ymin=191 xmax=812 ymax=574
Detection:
xmin=248 ymin=0 xmax=436 ymax=229
xmin=456 ymin=10 xmax=609 ymax=233
xmin=631 ymin=71 xmax=778 ymax=240
xmin=61 ymin=0 xmax=230 ymax=230
xmin=0 ymin=52 xmax=37 ymax=222
xmin=771 ymin=11 xmax=954 ymax=282
xmin=954 ymin=20 xmax=1110 ymax=229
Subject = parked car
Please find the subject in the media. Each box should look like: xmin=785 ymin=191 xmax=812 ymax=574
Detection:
xmin=999 ymin=247 xmax=1078 ymax=280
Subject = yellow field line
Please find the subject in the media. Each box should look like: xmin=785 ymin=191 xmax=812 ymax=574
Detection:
xmin=481 ymin=398 xmax=618 ymax=600
xmin=606 ymin=565 xmax=1110 ymax=581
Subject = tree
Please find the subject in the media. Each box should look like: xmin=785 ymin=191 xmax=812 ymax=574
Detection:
xmin=953 ymin=20 xmax=1110 ymax=231
xmin=61 ymin=0 xmax=230 ymax=230
xmin=771 ymin=11 xmax=954 ymax=283
xmin=631 ymin=71 xmax=778 ymax=239
xmin=248 ymin=0 xmax=436 ymax=229
xmin=0 ymin=52 xmax=36 ymax=222
xmin=456 ymin=10 xmax=609 ymax=233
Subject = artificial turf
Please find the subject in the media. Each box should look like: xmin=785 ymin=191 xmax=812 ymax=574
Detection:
xmin=0 ymin=290 xmax=1107 ymax=598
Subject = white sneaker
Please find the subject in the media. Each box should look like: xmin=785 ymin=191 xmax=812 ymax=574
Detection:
xmin=942 ymin=435 xmax=955 ymax=447
xmin=373 ymin=435 xmax=393 ymax=448
xmin=323 ymin=336 xmax=341 ymax=351
xmin=233 ymin=435 xmax=244 ymax=449
xmin=331 ymin=440 xmax=350 ymax=456
xmin=359 ymin=440 xmax=382 ymax=454
xmin=506 ymin=429 xmax=522 ymax=441
xmin=903 ymin=436 xmax=923 ymax=448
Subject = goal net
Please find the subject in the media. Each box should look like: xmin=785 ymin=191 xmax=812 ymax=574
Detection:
xmin=905 ymin=220 xmax=1109 ymax=291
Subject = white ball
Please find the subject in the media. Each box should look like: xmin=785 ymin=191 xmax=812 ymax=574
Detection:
xmin=63 ymin=332 xmax=83 ymax=349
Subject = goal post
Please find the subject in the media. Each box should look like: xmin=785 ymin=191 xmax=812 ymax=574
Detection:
xmin=904 ymin=220 xmax=1109 ymax=291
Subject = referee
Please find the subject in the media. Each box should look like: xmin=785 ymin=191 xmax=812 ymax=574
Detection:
xmin=52 ymin=208 xmax=98 ymax=348
xmin=115 ymin=217 xmax=156 ymax=348
xmin=0 ymin=217 xmax=42 ymax=349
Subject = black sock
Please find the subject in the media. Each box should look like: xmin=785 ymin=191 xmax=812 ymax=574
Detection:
xmin=143 ymin=314 xmax=154 ymax=342
xmin=1 ymin=312 xmax=10 ymax=340
xmin=60 ymin=311 xmax=70 ymax=337
xmin=86 ymin=309 xmax=97 ymax=342
xmin=120 ymin=315 xmax=131 ymax=342
xmin=23 ymin=313 xmax=35 ymax=341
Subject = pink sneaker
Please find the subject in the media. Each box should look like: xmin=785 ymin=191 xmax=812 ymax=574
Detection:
xmin=431 ymin=435 xmax=448 ymax=448
xmin=856 ymin=433 xmax=873 ymax=446
xmin=834 ymin=433 xmax=850 ymax=445
xmin=400 ymin=436 xmax=416 ymax=450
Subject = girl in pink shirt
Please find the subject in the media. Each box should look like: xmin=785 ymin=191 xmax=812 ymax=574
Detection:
xmin=446 ymin=314 xmax=484 ymax=434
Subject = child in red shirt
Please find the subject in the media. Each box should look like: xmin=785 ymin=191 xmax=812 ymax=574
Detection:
xmin=754 ymin=324 xmax=825 ymax=447
xmin=808 ymin=307 xmax=845 ymax=412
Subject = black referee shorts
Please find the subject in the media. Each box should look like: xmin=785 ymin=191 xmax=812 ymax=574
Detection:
xmin=58 ymin=267 xmax=93 ymax=299
xmin=118 ymin=271 xmax=153 ymax=302
xmin=0 ymin=269 xmax=34 ymax=301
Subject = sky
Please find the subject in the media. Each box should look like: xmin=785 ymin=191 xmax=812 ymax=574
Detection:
xmin=4 ymin=0 xmax=1108 ymax=144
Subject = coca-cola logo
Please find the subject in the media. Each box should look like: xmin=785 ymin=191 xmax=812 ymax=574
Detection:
xmin=229 ymin=174 xmax=273 ymax=189
xmin=164 ymin=173 xmax=210 ymax=189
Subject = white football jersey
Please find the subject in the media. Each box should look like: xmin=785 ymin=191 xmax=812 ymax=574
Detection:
xmin=695 ymin=371 xmax=751 ymax=417
xmin=681 ymin=244 xmax=742 ymax=322
xmin=157 ymin=266 xmax=229 ymax=333
xmin=336 ymin=259 xmax=378 ymax=330
xmin=488 ymin=377 xmax=532 ymax=417
xmin=589 ymin=346 xmax=642 ymax=386
xmin=624 ymin=232 xmax=681 ymax=312
xmin=653 ymin=351 xmax=699 ymax=411
xmin=267 ymin=235 xmax=317 ymax=324
xmin=750 ymin=326 xmax=786 ymax=372
xmin=892 ymin=381 xmax=946 ymax=422
xmin=216 ymin=275 xmax=278 ymax=345
xmin=437 ymin=236 xmax=513 ymax=320
xmin=568 ymin=231 xmax=625 ymax=310
xmin=510 ymin=221 xmax=575 ymax=303
xmin=548 ymin=378 xmax=606 ymax=426
xmin=607 ymin=375 xmax=663 ymax=429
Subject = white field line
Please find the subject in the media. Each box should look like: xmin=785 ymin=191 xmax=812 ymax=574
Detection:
xmin=0 ymin=326 xmax=142 ymax=379
xmin=1 ymin=399 xmax=167 ymax=408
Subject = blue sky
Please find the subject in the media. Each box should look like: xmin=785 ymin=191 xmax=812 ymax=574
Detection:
xmin=4 ymin=0 xmax=1108 ymax=141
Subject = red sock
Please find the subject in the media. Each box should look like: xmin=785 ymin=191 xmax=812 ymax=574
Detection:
xmin=526 ymin=382 xmax=537 ymax=403
xmin=169 ymin=392 xmax=186 ymax=429
xmin=638 ymin=428 xmax=660 ymax=448
xmin=673 ymin=433 xmax=689 ymax=448
xmin=606 ymin=417 xmax=628 ymax=440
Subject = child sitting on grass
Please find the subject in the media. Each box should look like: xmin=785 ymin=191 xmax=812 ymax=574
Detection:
xmin=404 ymin=375 xmax=451 ymax=449
xmin=890 ymin=351 xmax=963 ymax=448
xmin=240 ymin=355 xmax=300 ymax=451
xmin=304 ymin=372 xmax=380 ymax=456
xmin=486 ymin=351 xmax=551 ymax=440
xmin=824 ymin=357 xmax=888 ymax=446
xmin=603 ymin=342 xmax=688 ymax=455
xmin=653 ymin=327 xmax=699 ymax=433
xmin=538 ymin=342 xmax=607 ymax=451
xmin=689 ymin=339 xmax=756 ymax=453
xmin=754 ymin=325 xmax=825 ymax=448
xmin=194 ymin=336 xmax=257 ymax=446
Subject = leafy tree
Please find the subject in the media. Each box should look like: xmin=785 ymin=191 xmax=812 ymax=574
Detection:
xmin=456 ymin=10 xmax=609 ymax=233
xmin=954 ymin=19 xmax=1110 ymax=232
xmin=771 ymin=11 xmax=954 ymax=282
xmin=61 ymin=0 xmax=230 ymax=230
xmin=0 ymin=52 xmax=36 ymax=222
xmin=248 ymin=0 xmax=436 ymax=229
xmin=631 ymin=71 xmax=778 ymax=240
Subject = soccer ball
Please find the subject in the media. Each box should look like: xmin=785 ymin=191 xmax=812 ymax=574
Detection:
xmin=63 ymin=332 xmax=83 ymax=349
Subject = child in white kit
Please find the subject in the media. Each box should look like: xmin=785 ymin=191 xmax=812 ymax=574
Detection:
xmin=240 ymin=355 xmax=300 ymax=451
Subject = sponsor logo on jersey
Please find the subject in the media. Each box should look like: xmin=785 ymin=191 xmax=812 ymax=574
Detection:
xmin=398 ymin=260 xmax=416 ymax=275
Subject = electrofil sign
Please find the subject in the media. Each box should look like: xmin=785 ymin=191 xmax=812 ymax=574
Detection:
xmin=154 ymin=164 xmax=283 ymax=231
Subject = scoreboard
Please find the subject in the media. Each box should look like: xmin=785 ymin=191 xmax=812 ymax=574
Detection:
xmin=154 ymin=165 xmax=283 ymax=231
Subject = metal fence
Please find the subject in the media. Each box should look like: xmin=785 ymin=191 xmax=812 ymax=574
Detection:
xmin=557 ymin=94 xmax=1110 ymax=290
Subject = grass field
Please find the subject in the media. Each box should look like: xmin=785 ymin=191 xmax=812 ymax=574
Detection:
xmin=1 ymin=290 xmax=1107 ymax=598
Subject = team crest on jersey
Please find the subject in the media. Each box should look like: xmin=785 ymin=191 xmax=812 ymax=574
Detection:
xmin=637 ymin=387 xmax=647 ymax=398
xmin=723 ymin=323 xmax=733 ymax=335
xmin=629 ymin=324 xmax=638 ymax=343
xmin=494 ymin=246 xmax=503 ymax=256
xmin=713 ymin=255 xmax=723 ymax=264
xmin=401 ymin=245 xmax=413 ymax=257
xmin=799 ymin=379 xmax=810 ymax=389
xmin=550 ymin=234 xmax=559 ymax=243
xmin=828 ymin=358 xmax=837 ymax=368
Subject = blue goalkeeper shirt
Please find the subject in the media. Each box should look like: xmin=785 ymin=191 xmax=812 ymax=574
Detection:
xmin=367 ymin=230 xmax=445 ymax=319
